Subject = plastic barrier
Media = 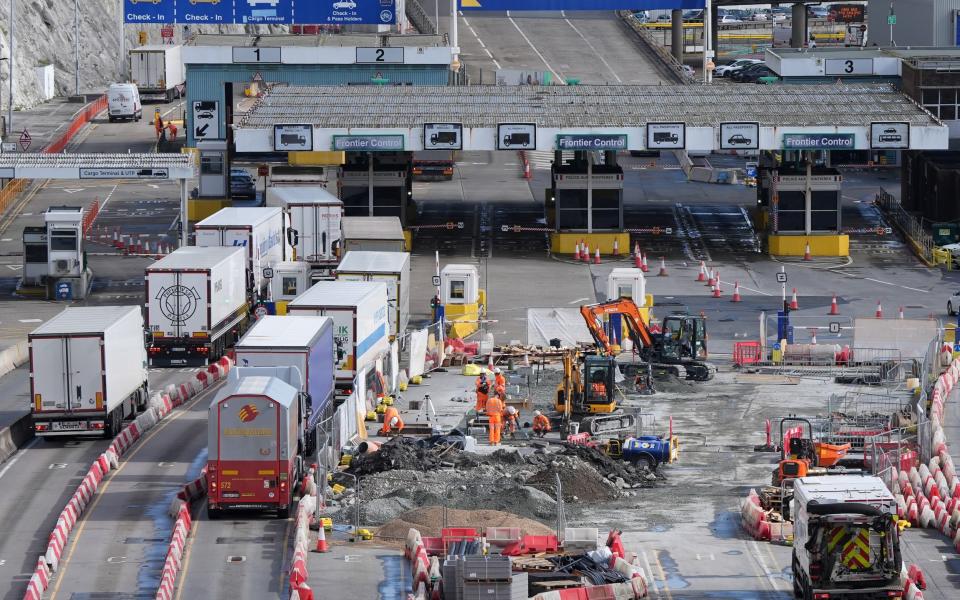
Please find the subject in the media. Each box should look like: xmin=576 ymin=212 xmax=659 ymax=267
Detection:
xmin=740 ymin=489 xmax=772 ymax=541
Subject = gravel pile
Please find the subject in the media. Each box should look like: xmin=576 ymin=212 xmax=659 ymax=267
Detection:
xmin=348 ymin=437 xmax=452 ymax=477
xmin=377 ymin=506 xmax=556 ymax=540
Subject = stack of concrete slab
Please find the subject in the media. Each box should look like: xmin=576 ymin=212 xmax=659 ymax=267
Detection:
xmin=442 ymin=555 xmax=527 ymax=600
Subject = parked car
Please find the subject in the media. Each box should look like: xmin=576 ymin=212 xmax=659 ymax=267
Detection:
xmin=719 ymin=15 xmax=742 ymax=24
xmin=230 ymin=168 xmax=256 ymax=199
xmin=681 ymin=65 xmax=696 ymax=78
xmin=683 ymin=10 xmax=704 ymax=22
xmin=715 ymin=59 xmax=762 ymax=77
xmin=807 ymin=6 xmax=829 ymax=19
xmin=947 ymin=283 xmax=960 ymax=314
xmin=742 ymin=66 xmax=778 ymax=83
xmin=750 ymin=10 xmax=770 ymax=21
xmin=732 ymin=63 xmax=770 ymax=82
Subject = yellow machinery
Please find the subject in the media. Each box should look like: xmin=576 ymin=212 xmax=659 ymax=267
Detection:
xmin=554 ymin=349 xmax=635 ymax=435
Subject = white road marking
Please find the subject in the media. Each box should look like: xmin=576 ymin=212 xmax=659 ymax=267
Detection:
xmin=563 ymin=16 xmax=622 ymax=83
xmin=18 ymin=318 xmax=42 ymax=323
xmin=507 ymin=14 xmax=565 ymax=83
xmin=63 ymin=188 xmax=83 ymax=194
xmin=461 ymin=12 xmax=500 ymax=70
xmin=747 ymin=540 xmax=785 ymax=592
xmin=0 ymin=438 xmax=40 ymax=478
xmin=568 ymin=297 xmax=591 ymax=304
xmin=640 ymin=550 xmax=661 ymax=599
xmin=830 ymin=270 xmax=929 ymax=294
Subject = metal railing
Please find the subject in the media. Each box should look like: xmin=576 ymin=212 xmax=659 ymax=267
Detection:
xmin=617 ymin=12 xmax=694 ymax=84
xmin=875 ymin=189 xmax=934 ymax=265
xmin=406 ymin=0 xmax=437 ymax=35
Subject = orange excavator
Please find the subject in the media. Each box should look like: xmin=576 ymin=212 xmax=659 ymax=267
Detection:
xmin=579 ymin=299 xmax=714 ymax=382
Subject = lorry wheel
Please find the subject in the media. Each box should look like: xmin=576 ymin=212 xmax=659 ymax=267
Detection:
xmin=105 ymin=409 xmax=120 ymax=438
xmin=277 ymin=504 xmax=290 ymax=519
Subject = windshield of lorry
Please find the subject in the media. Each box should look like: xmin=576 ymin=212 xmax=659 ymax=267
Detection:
xmin=813 ymin=518 xmax=899 ymax=584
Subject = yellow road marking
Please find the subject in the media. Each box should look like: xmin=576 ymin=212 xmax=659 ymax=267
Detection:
xmin=652 ymin=550 xmax=674 ymax=600
xmin=48 ymin=389 xmax=212 ymax=599
xmin=278 ymin=511 xmax=294 ymax=595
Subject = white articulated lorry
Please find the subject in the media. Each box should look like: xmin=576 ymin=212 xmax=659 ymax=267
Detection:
xmin=791 ymin=476 xmax=904 ymax=600
xmin=286 ymin=281 xmax=389 ymax=396
xmin=266 ymin=185 xmax=342 ymax=269
xmin=336 ymin=250 xmax=410 ymax=339
xmin=194 ymin=207 xmax=288 ymax=302
xmin=145 ymin=246 xmax=248 ymax=367
xmin=30 ymin=306 xmax=148 ymax=438
xmin=128 ymin=45 xmax=185 ymax=101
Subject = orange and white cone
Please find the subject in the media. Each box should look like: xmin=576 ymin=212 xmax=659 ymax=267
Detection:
xmin=899 ymin=306 xmax=904 ymax=319
xmin=707 ymin=268 xmax=716 ymax=287
xmin=633 ymin=243 xmax=642 ymax=268
xmin=582 ymin=242 xmax=590 ymax=263
xmin=803 ymin=241 xmax=812 ymax=261
xmin=315 ymin=525 xmax=329 ymax=553
xmin=731 ymin=281 xmax=742 ymax=302
xmin=696 ymin=261 xmax=706 ymax=282
xmin=829 ymin=294 xmax=839 ymax=316
xmin=594 ymin=247 xmax=601 ymax=265
xmin=712 ymin=272 xmax=722 ymax=298
xmin=658 ymin=257 xmax=668 ymax=276
xmin=612 ymin=238 xmax=620 ymax=257
xmin=640 ymin=253 xmax=649 ymax=273
xmin=875 ymin=301 xmax=883 ymax=318
xmin=789 ymin=288 xmax=799 ymax=310
xmin=573 ymin=241 xmax=581 ymax=261
xmin=811 ymin=330 xmax=818 ymax=345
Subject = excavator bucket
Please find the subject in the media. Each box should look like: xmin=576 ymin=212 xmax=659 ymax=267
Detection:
xmin=814 ymin=441 xmax=852 ymax=468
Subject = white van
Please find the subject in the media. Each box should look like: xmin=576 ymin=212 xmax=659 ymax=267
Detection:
xmin=107 ymin=83 xmax=142 ymax=122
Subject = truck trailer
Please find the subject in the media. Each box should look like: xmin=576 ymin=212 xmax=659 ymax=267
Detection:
xmin=145 ymin=246 xmax=249 ymax=367
xmin=207 ymin=375 xmax=302 ymax=518
xmin=30 ymin=306 xmax=148 ymax=438
xmin=341 ymin=216 xmax=406 ymax=253
xmin=336 ymin=250 xmax=410 ymax=339
xmin=235 ymin=315 xmax=337 ymax=443
xmin=791 ymin=476 xmax=904 ymax=600
xmin=286 ymin=281 xmax=389 ymax=395
xmin=266 ymin=185 xmax=342 ymax=269
xmin=128 ymin=45 xmax=185 ymax=101
xmin=194 ymin=207 xmax=288 ymax=302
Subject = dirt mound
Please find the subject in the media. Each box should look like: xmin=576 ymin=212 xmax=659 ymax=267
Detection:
xmin=554 ymin=444 xmax=655 ymax=487
xmin=349 ymin=437 xmax=456 ymax=476
xmin=525 ymin=456 xmax=619 ymax=502
xmin=377 ymin=506 xmax=556 ymax=540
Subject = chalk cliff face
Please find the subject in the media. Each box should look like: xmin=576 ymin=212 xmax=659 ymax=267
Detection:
xmin=0 ymin=2 xmax=287 ymax=110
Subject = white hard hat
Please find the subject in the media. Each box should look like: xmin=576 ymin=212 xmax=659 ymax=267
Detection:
xmin=507 ymin=406 xmax=517 ymax=415
xmin=390 ymin=416 xmax=399 ymax=426
xmin=494 ymin=367 xmax=502 ymax=374
xmin=534 ymin=410 xmax=541 ymax=416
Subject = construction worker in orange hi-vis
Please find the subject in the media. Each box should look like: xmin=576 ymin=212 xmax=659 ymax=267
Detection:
xmin=494 ymin=367 xmax=506 ymax=391
xmin=475 ymin=372 xmax=490 ymax=413
xmin=485 ymin=393 xmax=505 ymax=445
xmin=504 ymin=405 xmax=520 ymax=438
xmin=532 ymin=410 xmax=552 ymax=438
xmin=379 ymin=406 xmax=404 ymax=436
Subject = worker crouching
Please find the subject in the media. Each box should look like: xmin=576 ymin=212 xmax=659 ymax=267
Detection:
xmin=379 ymin=406 xmax=404 ymax=436
xmin=485 ymin=393 xmax=505 ymax=445
xmin=532 ymin=410 xmax=551 ymax=438
xmin=504 ymin=405 xmax=520 ymax=438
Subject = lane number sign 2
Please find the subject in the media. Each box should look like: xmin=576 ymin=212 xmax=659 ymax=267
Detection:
xmin=356 ymin=48 xmax=404 ymax=63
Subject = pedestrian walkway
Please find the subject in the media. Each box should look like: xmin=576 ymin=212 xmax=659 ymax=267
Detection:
xmin=3 ymin=95 xmax=104 ymax=153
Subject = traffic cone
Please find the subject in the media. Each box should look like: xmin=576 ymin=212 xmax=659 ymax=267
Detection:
xmin=573 ymin=241 xmax=581 ymax=261
xmin=612 ymin=238 xmax=620 ymax=257
xmin=789 ymin=288 xmax=799 ymax=310
xmin=707 ymin=268 xmax=716 ymax=287
xmin=828 ymin=294 xmax=840 ymax=315
xmin=696 ymin=261 xmax=706 ymax=282
xmin=899 ymin=306 xmax=904 ymax=319
xmin=803 ymin=241 xmax=812 ymax=261
xmin=582 ymin=242 xmax=590 ymax=263
xmin=640 ymin=253 xmax=649 ymax=273
xmin=594 ymin=247 xmax=601 ymax=265
xmin=658 ymin=257 xmax=668 ymax=276
xmin=731 ymin=281 xmax=742 ymax=302
xmin=875 ymin=301 xmax=883 ymax=318
xmin=811 ymin=330 xmax=818 ymax=345
xmin=315 ymin=526 xmax=329 ymax=553
xmin=633 ymin=243 xmax=641 ymax=268
xmin=712 ymin=272 xmax=722 ymax=298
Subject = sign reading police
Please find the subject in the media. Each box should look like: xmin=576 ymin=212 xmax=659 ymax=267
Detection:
xmin=125 ymin=0 xmax=396 ymax=25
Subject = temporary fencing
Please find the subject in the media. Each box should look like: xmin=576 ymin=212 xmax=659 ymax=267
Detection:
xmin=26 ymin=357 xmax=232 ymax=600
xmin=288 ymin=472 xmax=318 ymax=600
xmin=157 ymin=468 xmax=207 ymax=600
xmin=739 ymin=489 xmax=771 ymax=541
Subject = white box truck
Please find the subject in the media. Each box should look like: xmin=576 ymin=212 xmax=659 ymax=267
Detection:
xmin=129 ymin=45 xmax=185 ymax=101
xmin=207 ymin=375 xmax=302 ymax=519
xmin=235 ymin=315 xmax=337 ymax=436
xmin=791 ymin=476 xmax=904 ymax=600
xmin=287 ymin=281 xmax=389 ymax=394
xmin=194 ymin=207 xmax=288 ymax=302
xmin=336 ymin=251 xmax=410 ymax=338
xmin=145 ymin=246 xmax=248 ymax=367
xmin=341 ymin=216 xmax=406 ymax=253
xmin=267 ymin=185 xmax=342 ymax=268
xmin=30 ymin=306 xmax=148 ymax=438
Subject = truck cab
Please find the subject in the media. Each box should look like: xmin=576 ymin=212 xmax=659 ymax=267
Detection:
xmin=791 ymin=476 xmax=903 ymax=599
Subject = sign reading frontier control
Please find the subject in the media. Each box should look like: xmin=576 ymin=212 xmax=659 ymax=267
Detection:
xmin=782 ymin=133 xmax=856 ymax=150
xmin=555 ymin=134 xmax=627 ymax=151
xmin=333 ymin=135 xmax=405 ymax=152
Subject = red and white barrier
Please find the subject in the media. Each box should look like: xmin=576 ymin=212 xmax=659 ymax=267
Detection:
xmin=740 ymin=489 xmax=771 ymax=541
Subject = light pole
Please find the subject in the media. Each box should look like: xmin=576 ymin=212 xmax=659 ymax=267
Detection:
xmin=75 ymin=0 xmax=80 ymax=95
xmin=8 ymin=0 xmax=14 ymax=134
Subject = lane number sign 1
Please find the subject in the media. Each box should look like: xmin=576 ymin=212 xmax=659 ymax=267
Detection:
xmin=356 ymin=48 xmax=404 ymax=64
xmin=232 ymin=47 xmax=281 ymax=64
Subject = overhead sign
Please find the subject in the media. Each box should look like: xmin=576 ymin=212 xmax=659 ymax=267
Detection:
xmin=782 ymin=133 xmax=855 ymax=150
xmin=555 ymin=134 xmax=627 ymax=151
xmin=332 ymin=134 xmax=405 ymax=151
xmin=825 ymin=58 xmax=872 ymax=76
xmin=459 ymin=0 xmax=704 ymax=10
xmin=79 ymin=168 xmax=169 ymax=179
xmin=497 ymin=123 xmax=536 ymax=150
xmin=719 ymin=122 xmax=759 ymax=150
xmin=357 ymin=47 xmax=404 ymax=64
xmin=870 ymin=122 xmax=909 ymax=149
xmin=646 ymin=123 xmax=685 ymax=149
xmin=125 ymin=1 xmax=396 ymax=25
xmin=423 ymin=123 xmax=463 ymax=150
xmin=192 ymin=100 xmax=219 ymax=140
xmin=828 ymin=4 xmax=865 ymax=23
xmin=274 ymin=124 xmax=314 ymax=151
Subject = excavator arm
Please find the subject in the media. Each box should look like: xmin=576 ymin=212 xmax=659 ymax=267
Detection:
xmin=580 ymin=299 xmax=654 ymax=354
